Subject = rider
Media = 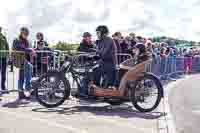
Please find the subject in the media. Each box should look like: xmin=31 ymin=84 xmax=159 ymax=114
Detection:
xmin=79 ymin=26 xmax=117 ymax=97
xmin=94 ymin=25 xmax=117 ymax=87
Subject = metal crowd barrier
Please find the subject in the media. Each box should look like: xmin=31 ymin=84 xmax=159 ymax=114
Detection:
xmin=117 ymin=53 xmax=132 ymax=65
xmin=0 ymin=50 xmax=133 ymax=93
xmin=149 ymin=56 xmax=200 ymax=80
xmin=0 ymin=50 xmax=61 ymax=93
xmin=1 ymin=49 xmax=200 ymax=94
xmin=191 ymin=56 xmax=200 ymax=72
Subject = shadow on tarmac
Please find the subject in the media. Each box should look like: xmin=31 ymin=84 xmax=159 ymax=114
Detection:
xmin=2 ymin=97 xmax=37 ymax=108
xmin=2 ymin=99 xmax=30 ymax=108
xmin=32 ymin=105 xmax=166 ymax=120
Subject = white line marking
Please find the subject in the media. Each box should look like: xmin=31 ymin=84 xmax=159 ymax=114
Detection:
xmin=0 ymin=109 xmax=88 ymax=133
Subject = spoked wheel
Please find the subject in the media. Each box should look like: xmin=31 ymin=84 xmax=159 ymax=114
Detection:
xmin=35 ymin=70 xmax=71 ymax=108
xmin=130 ymin=73 xmax=163 ymax=112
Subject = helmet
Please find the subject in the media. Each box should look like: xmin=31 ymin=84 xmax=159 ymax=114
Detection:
xmin=83 ymin=32 xmax=92 ymax=38
xmin=96 ymin=25 xmax=109 ymax=35
xmin=20 ymin=27 xmax=29 ymax=35
xmin=136 ymin=43 xmax=146 ymax=54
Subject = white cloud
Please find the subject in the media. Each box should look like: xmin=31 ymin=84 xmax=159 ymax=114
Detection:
xmin=0 ymin=0 xmax=200 ymax=43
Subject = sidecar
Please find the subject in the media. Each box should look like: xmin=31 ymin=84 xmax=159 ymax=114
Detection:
xmin=88 ymin=57 xmax=164 ymax=112
xmin=34 ymin=54 xmax=164 ymax=112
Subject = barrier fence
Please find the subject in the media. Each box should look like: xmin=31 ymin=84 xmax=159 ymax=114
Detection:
xmin=0 ymin=50 xmax=200 ymax=93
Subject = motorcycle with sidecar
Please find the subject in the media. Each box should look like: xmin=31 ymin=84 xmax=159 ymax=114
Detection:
xmin=34 ymin=53 xmax=164 ymax=112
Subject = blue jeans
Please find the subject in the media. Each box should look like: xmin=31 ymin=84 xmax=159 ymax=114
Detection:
xmin=18 ymin=61 xmax=33 ymax=91
xmin=79 ymin=77 xmax=89 ymax=96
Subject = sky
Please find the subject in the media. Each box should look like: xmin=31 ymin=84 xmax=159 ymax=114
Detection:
xmin=0 ymin=0 xmax=200 ymax=43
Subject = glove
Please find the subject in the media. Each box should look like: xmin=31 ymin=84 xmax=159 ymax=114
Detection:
xmin=93 ymin=55 xmax=101 ymax=61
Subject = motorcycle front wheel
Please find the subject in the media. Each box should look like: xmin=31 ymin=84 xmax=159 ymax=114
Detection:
xmin=35 ymin=70 xmax=71 ymax=108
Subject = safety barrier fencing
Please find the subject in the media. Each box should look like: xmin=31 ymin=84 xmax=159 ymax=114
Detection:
xmin=151 ymin=56 xmax=200 ymax=80
xmin=0 ymin=50 xmax=200 ymax=93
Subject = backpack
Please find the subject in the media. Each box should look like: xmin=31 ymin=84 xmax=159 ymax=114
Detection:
xmin=11 ymin=39 xmax=26 ymax=68
xmin=11 ymin=50 xmax=25 ymax=68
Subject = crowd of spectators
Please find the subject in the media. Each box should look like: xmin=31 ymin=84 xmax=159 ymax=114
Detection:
xmin=0 ymin=26 xmax=200 ymax=101
xmin=0 ymin=27 xmax=52 ymax=100
xmin=78 ymin=31 xmax=200 ymax=79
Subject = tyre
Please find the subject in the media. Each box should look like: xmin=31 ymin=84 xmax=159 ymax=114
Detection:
xmin=130 ymin=73 xmax=163 ymax=112
xmin=107 ymin=99 xmax=124 ymax=106
xmin=34 ymin=70 xmax=71 ymax=108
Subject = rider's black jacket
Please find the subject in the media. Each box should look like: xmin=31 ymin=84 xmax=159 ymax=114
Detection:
xmin=96 ymin=36 xmax=117 ymax=67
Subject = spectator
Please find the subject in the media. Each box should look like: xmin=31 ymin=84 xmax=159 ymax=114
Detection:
xmin=12 ymin=27 xmax=34 ymax=100
xmin=160 ymin=42 xmax=168 ymax=48
xmin=184 ymin=49 xmax=193 ymax=74
xmin=0 ymin=27 xmax=9 ymax=95
xmin=167 ymin=48 xmax=177 ymax=80
xmin=129 ymin=33 xmax=137 ymax=48
xmin=78 ymin=32 xmax=95 ymax=53
xmin=152 ymin=43 xmax=159 ymax=55
xmin=165 ymin=47 xmax=171 ymax=56
xmin=146 ymin=40 xmax=153 ymax=53
xmin=136 ymin=36 xmax=145 ymax=44
xmin=120 ymin=37 xmax=129 ymax=53
xmin=33 ymin=32 xmax=51 ymax=76
xmin=160 ymin=47 xmax=167 ymax=80
xmin=113 ymin=32 xmax=122 ymax=53
xmin=34 ymin=32 xmax=48 ymax=48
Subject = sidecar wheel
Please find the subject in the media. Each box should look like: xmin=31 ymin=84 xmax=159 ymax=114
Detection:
xmin=130 ymin=73 xmax=163 ymax=112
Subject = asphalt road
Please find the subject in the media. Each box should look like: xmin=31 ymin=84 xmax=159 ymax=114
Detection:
xmin=2 ymin=67 xmax=200 ymax=133
xmin=0 ymin=93 xmax=165 ymax=133
xmin=169 ymin=74 xmax=200 ymax=133
xmin=0 ymin=70 xmax=167 ymax=133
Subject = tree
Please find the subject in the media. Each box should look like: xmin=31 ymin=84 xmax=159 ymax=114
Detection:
xmin=52 ymin=41 xmax=79 ymax=51
xmin=151 ymin=36 xmax=198 ymax=47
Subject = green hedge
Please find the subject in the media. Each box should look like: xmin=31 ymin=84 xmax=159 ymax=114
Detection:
xmin=50 ymin=42 xmax=79 ymax=51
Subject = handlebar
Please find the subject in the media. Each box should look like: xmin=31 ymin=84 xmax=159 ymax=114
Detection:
xmin=64 ymin=53 xmax=100 ymax=62
xmin=60 ymin=53 xmax=101 ymax=72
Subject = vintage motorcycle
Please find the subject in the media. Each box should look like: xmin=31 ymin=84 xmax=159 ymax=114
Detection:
xmin=34 ymin=53 xmax=164 ymax=112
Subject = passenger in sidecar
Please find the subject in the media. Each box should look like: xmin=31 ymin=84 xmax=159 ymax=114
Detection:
xmin=89 ymin=43 xmax=151 ymax=97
